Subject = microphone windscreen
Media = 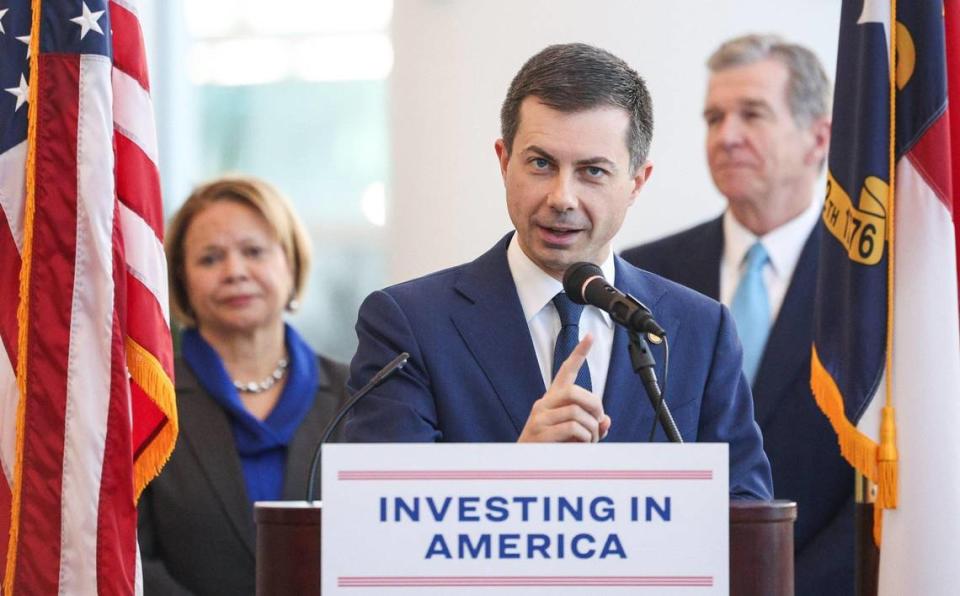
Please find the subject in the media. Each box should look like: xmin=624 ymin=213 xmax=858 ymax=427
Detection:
xmin=562 ymin=262 xmax=603 ymax=304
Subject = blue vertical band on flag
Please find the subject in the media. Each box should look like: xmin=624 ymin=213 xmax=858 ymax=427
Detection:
xmin=814 ymin=0 xmax=890 ymax=426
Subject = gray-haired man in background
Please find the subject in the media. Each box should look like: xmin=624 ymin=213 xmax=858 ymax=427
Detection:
xmin=622 ymin=34 xmax=851 ymax=594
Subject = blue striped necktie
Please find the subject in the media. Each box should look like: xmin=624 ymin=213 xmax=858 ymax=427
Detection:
xmin=551 ymin=292 xmax=592 ymax=391
xmin=730 ymin=242 xmax=771 ymax=384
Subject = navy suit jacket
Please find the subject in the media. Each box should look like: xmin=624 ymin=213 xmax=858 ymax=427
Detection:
xmin=622 ymin=217 xmax=854 ymax=595
xmin=345 ymin=233 xmax=773 ymax=500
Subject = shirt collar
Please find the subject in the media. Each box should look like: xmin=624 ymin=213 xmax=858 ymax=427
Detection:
xmin=723 ymin=197 xmax=821 ymax=278
xmin=507 ymin=234 xmax=614 ymax=327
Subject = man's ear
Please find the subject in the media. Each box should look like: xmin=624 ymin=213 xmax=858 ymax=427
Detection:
xmin=806 ymin=117 xmax=831 ymax=167
xmin=494 ymin=139 xmax=510 ymax=179
xmin=629 ymin=161 xmax=654 ymax=205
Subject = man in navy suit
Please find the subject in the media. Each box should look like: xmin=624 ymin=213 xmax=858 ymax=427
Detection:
xmin=346 ymin=43 xmax=773 ymax=500
xmin=621 ymin=35 xmax=852 ymax=594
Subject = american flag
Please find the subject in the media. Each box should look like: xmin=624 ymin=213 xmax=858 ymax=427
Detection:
xmin=0 ymin=0 xmax=177 ymax=593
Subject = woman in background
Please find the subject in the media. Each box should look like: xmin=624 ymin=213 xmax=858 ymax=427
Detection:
xmin=139 ymin=175 xmax=349 ymax=595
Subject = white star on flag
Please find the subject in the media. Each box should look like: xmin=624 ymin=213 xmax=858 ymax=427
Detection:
xmin=0 ymin=8 xmax=9 ymax=35
xmin=5 ymin=73 xmax=29 ymax=111
xmin=70 ymin=2 xmax=105 ymax=40
xmin=17 ymin=35 xmax=30 ymax=59
xmin=857 ymin=0 xmax=891 ymax=49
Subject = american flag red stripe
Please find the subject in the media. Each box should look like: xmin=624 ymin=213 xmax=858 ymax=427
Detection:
xmin=108 ymin=2 xmax=150 ymax=93
xmin=0 ymin=0 xmax=177 ymax=593
xmin=115 ymin=133 xmax=163 ymax=239
xmin=12 ymin=52 xmax=81 ymax=593
xmin=126 ymin=275 xmax=173 ymax=374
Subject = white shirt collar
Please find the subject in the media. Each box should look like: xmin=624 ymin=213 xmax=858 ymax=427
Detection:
xmin=723 ymin=197 xmax=821 ymax=279
xmin=507 ymin=234 xmax=614 ymax=327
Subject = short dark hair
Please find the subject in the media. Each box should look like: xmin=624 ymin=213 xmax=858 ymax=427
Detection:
xmin=500 ymin=43 xmax=654 ymax=172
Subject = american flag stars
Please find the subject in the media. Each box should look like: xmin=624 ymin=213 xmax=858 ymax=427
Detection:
xmin=3 ymin=73 xmax=26 ymax=111
xmin=70 ymin=1 xmax=104 ymax=40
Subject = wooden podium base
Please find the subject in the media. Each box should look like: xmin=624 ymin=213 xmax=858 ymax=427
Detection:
xmin=255 ymin=501 xmax=322 ymax=596
xmin=730 ymin=499 xmax=797 ymax=596
xmin=256 ymin=499 xmax=796 ymax=595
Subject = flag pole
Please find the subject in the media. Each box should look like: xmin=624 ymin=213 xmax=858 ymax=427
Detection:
xmin=854 ymin=471 xmax=880 ymax=596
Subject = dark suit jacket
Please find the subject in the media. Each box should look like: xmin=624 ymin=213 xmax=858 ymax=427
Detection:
xmin=622 ymin=217 xmax=854 ymax=595
xmin=345 ymin=233 xmax=773 ymax=500
xmin=138 ymin=354 xmax=349 ymax=596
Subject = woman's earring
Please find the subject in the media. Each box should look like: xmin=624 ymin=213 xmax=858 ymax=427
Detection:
xmin=287 ymin=296 xmax=301 ymax=312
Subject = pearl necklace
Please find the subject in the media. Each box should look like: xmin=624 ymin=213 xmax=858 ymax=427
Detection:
xmin=233 ymin=357 xmax=289 ymax=393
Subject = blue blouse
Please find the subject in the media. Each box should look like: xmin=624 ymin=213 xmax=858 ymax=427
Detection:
xmin=180 ymin=324 xmax=319 ymax=503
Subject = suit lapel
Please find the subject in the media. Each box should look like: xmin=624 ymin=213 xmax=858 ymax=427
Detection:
xmin=176 ymin=363 xmax=256 ymax=556
xmin=675 ymin=217 xmax=723 ymax=299
xmin=450 ymin=235 xmax=547 ymax=434
xmin=602 ymin=258 xmax=678 ymax=439
xmin=752 ymin=225 xmax=820 ymax=426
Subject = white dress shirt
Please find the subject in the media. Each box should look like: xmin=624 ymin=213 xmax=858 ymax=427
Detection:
xmin=506 ymin=235 xmax=615 ymax=396
xmin=720 ymin=198 xmax=822 ymax=323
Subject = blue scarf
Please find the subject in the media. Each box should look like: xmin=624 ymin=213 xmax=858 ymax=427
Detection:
xmin=180 ymin=324 xmax=319 ymax=503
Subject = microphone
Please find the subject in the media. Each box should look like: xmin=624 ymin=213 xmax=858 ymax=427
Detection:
xmin=562 ymin=262 xmax=666 ymax=338
xmin=563 ymin=262 xmax=682 ymax=443
xmin=304 ymin=352 xmax=409 ymax=501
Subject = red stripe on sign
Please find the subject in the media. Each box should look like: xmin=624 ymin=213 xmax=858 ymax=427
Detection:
xmin=13 ymin=54 xmax=81 ymax=593
xmin=338 ymin=470 xmax=712 ymax=481
xmin=115 ymin=132 xmax=163 ymax=239
xmin=96 ymin=208 xmax=137 ymax=594
xmin=907 ymin=114 xmax=953 ymax=211
xmin=109 ymin=1 xmax=150 ymax=92
xmin=0 ymin=212 xmax=20 ymax=362
xmin=337 ymin=575 xmax=714 ymax=587
xmin=126 ymin=273 xmax=173 ymax=375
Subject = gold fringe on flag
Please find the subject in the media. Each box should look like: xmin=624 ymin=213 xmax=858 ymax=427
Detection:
xmin=810 ymin=348 xmax=880 ymax=480
xmin=810 ymin=348 xmax=899 ymax=547
xmin=125 ymin=338 xmax=179 ymax=502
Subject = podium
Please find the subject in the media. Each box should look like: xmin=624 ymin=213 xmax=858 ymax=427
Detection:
xmin=730 ymin=500 xmax=797 ymax=595
xmin=255 ymin=499 xmax=796 ymax=595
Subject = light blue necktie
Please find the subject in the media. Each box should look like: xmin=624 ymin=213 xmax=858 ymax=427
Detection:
xmin=552 ymin=292 xmax=592 ymax=391
xmin=730 ymin=242 xmax=770 ymax=384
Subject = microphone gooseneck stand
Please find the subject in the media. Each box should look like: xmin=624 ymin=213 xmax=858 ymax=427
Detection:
xmin=305 ymin=352 xmax=410 ymax=502
xmin=628 ymin=330 xmax=682 ymax=443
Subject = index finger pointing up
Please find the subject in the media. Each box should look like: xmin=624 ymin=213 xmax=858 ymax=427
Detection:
xmin=554 ymin=333 xmax=594 ymax=387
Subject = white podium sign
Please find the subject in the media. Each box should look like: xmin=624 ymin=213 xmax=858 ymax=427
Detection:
xmin=322 ymin=443 xmax=728 ymax=594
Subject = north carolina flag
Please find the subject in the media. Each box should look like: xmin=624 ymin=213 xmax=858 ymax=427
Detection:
xmin=0 ymin=0 xmax=177 ymax=592
xmin=812 ymin=0 xmax=960 ymax=593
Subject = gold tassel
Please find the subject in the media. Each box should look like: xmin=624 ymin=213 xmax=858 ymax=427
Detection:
xmin=876 ymin=405 xmax=898 ymax=509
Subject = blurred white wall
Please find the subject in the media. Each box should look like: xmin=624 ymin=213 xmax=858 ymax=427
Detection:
xmin=388 ymin=0 xmax=841 ymax=283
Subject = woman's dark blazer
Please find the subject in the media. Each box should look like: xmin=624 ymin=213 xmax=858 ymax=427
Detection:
xmin=138 ymin=354 xmax=349 ymax=595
